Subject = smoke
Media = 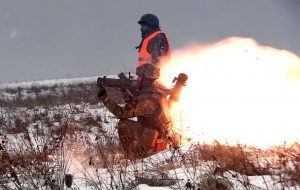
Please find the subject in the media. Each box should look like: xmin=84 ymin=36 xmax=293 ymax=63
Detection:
xmin=159 ymin=37 xmax=300 ymax=148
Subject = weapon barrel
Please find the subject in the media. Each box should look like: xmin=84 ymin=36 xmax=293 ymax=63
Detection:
xmin=97 ymin=77 xmax=139 ymax=88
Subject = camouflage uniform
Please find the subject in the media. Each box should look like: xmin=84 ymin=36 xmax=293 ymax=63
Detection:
xmin=99 ymin=83 xmax=171 ymax=160
xmin=99 ymin=15 xmax=172 ymax=159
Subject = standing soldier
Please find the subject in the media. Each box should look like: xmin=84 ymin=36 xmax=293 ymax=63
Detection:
xmin=96 ymin=14 xmax=180 ymax=160
xmin=136 ymin=13 xmax=171 ymax=69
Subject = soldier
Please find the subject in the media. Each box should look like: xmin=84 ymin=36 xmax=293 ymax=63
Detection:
xmin=136 ymin=14 xmax=171 ymax=69
xmin=97 ymin=64 xmax=173 ymax=160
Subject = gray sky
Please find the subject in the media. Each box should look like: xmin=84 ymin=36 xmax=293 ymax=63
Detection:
xmin=0 ymin=0 xmax=299 ymax=83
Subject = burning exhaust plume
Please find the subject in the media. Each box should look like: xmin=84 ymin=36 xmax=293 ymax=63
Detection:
xmin=159 ymin=37 xmax=300 ymax=148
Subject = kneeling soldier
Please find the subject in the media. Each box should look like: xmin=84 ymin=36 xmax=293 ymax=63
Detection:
xmin=97 ymin=64 xmax=172 ymax=160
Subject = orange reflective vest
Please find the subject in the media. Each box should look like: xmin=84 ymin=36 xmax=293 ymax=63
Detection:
xmin=137 ymin=30 xmax=171 ymax=67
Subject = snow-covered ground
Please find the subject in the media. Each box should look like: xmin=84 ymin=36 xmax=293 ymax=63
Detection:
xmin=0 ymin=76 xmax=97 ymax=89
xmin=1 ymin=78 xmax=299 ymax=190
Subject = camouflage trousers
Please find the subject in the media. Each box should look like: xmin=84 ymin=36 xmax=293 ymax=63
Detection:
xmin=117 ymin=119 xmax=159 ymax=160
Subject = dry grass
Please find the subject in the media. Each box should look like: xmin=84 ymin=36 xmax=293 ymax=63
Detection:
xmin=1 ymin=82 xmax=300 ymax=189
xmin=0 ymin=82 xmax=99 ymax=108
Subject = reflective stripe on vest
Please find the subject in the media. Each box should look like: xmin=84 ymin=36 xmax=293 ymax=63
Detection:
xmin=137 ymin=30 xmax=171 ymax=67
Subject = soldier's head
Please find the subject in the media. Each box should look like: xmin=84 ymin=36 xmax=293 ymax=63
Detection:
xmin=138 ymin=14 xmax=160 ymax=36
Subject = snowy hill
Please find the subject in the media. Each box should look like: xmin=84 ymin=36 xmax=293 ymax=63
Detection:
xmin=0 ymin=77 xmax=299 ymax=190
xmin=0 ymin=77 xmax=96 ymax=107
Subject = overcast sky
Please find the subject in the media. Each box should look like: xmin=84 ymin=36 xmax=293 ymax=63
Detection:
xmin=0 ymin=0 xmax=299 ymax=83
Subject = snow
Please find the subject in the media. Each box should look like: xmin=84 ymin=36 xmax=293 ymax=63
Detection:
xmin=9 ymin=29 xmax=18 ymax=39
xmin=134 ymin=184 xmax=171 ymax=190
xmin=0 ymin=76 xmax=97 ymax=89
xmin=1 ymin=77 xmax=300 ymax=189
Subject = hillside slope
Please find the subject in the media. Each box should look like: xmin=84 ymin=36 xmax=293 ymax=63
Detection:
xmin=0 ymin=77 xmax=299 ymax=190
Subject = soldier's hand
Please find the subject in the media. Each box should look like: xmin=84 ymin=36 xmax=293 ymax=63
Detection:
xmin=97 ymin=87 xmax=107 ymax=99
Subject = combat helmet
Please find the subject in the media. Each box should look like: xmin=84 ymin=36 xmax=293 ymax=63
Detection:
xmin=138 ymin=14 xmax=160 ymax=27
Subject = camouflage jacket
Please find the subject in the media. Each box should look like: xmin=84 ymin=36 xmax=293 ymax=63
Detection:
xmin=147 ymin=33 xmax=169 ymax=64
xmin=100 ymin=92 xmax=171 ymax=132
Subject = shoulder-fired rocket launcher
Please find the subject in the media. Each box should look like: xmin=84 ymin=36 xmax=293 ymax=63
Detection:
xmin=97 ymin=72 xmax=188 ymax=102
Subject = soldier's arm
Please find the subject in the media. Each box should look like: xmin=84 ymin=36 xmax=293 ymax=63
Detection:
xmin=147 ymin=33 xmax=169 ymax=64
xmin=100 ymin=95 xmax=158 ymax=119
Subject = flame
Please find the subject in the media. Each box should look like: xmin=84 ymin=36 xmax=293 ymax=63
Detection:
xmin=159 ymin=37 xmax=300 ymax=148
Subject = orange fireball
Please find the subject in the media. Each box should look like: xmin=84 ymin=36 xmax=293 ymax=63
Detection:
xmin=159 ymin=37 xmax=300 ymax=148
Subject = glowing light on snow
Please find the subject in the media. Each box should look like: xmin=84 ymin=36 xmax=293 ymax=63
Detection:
xmin=159 ymin=37 xmax=300 ymax=148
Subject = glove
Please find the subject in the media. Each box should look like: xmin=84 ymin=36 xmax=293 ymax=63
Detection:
xmin=97 ymin=87 xmax=107 ymax=100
